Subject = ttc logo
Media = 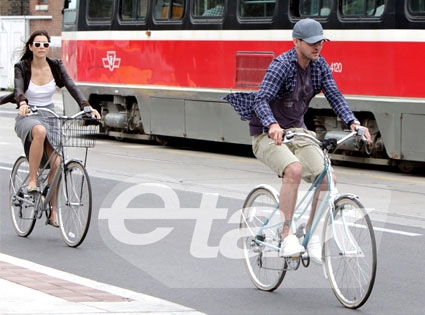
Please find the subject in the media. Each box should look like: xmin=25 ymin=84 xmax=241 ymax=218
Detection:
xmin=102 ymin=51 xmax=121 ymax=72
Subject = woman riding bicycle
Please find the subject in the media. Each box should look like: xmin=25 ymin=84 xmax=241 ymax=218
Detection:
xmin=0 ymin=30 xmax=100 ymax=227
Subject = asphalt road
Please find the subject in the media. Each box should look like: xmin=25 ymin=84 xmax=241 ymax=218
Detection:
xmin=0 ymin=97 xmax=424 ymax=314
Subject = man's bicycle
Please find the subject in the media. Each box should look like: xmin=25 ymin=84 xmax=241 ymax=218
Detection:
xmin=240 ymin=128 xmax=377 ymax=309
xmin=9 ymin=107 xmax=99 ymax=247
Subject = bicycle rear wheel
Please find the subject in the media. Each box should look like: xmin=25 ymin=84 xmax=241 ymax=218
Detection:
xmin=240 ymin=185 xmax=286 ymax=291
xmin=323 ymin=196 xmax=377 ymax=309
xmin=57 ymin=160 xmax=92 ymax=247
xmin=9 ymin=156 xmax=37 ymax=237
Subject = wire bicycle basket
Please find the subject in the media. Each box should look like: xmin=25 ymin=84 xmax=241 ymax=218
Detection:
xmin=48 ymin=117 xmax=99 ymax=148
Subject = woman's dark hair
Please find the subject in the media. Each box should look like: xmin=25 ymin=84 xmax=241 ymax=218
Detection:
xmin=20 ymin=30 xmax=51 ymax=61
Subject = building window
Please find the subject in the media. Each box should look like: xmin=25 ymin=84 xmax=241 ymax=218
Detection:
xmin=35 ymin=0 xmax=49 ymax=11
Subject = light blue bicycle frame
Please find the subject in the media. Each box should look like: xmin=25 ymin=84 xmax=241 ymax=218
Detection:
xmin=252 ymin=135 xmax=360 ymax=256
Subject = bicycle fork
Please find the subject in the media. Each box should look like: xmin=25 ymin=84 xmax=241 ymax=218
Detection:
xmin=329 ymin=196 xmax=363 ymax=257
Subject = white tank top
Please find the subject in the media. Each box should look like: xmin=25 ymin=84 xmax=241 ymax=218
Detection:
xmin=25 ymin=79 xmax=56 ymax=106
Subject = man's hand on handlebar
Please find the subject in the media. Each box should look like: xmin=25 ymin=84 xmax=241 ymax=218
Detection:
xmin=268 ymin=123 xmax=284 ymax=145
xmin=350 ymin=123 xmax=372 ymax=144
xmin=350 ymin=122 xmax=373 ymax=153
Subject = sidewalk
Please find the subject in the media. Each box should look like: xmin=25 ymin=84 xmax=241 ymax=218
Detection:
xmin=0 ymin=254 xmax=205 ymax=315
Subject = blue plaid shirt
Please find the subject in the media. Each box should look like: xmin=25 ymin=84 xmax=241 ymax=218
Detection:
xmin=224 ymin=48 xmax=356 ymax=129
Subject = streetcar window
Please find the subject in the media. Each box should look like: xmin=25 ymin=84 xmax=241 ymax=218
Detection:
xmin=299 ymin=0 xmax=332 ymax=17
xmin=121 ymin=0 xmax=148 ymax=20
xmin=88 ymin=0 xmax=114 ymax=19
xmin=64 ymin=0 xmax=77 ymax=9
xmin=63 ymin=0 xmax=77 ymax=24
xmin=154 ymin=0 xmax=185 ymax=19
xmin=193 ymin=0 xmax=224 ymax=17
xmin=239 ymin=0 xmax=276 ymax=18
xmin=408 ymin=0 xmax=425 ymax=15
xmin=341 ymin=0 xmax=385 ymax=17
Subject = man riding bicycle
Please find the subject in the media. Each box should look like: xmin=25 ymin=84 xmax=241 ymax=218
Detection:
xmin=225 ymin=18 xmax=371 ymax=263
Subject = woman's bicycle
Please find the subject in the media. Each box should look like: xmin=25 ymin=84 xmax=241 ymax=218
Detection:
xmin=9 ymin=106 xmax=99 ymax=247
xmin=240 ymin=128 xmax=377 ymax=309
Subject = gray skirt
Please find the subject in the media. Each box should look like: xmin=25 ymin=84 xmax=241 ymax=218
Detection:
xmin=15 ymin=104 xmax=61 ymax=166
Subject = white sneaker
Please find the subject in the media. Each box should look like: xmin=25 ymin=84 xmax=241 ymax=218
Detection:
xmin=279 ymin=235 xmax=305 ymax=257
xmin=307 ymin=234 xmax=322 ymax=264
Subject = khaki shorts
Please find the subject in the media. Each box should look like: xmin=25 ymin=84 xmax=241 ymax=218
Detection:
xmin=252 ymin=128 xmax=325 ymax=183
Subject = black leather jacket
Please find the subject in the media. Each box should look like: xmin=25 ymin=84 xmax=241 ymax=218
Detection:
xmin=0 ymin=57 xmax=89 ymax=109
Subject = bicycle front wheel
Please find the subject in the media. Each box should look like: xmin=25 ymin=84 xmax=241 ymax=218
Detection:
xmin=323 ymin=196 xmax=377 ymax=309
xmin=240 ymin=185 xmax=286 ymax=291
xmin=57 ymin=160 xmax=92 ymax=247
xmin=9 ymin=156 xmax=36 ymax=237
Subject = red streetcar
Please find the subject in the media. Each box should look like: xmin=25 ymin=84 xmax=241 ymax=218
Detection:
xmin=61 ymin=0 xmax=425 ymax=171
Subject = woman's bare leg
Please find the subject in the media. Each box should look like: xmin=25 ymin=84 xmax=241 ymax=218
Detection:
xmin=28 ymin=125 xmax=47 ymax=189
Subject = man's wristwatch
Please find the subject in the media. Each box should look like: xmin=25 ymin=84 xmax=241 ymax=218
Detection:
xmin=349 ymin=119 xmax=361 ymax=125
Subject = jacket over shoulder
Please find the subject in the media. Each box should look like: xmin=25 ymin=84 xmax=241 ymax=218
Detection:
xmin=0 ymin=58 xmax=89 ymax=110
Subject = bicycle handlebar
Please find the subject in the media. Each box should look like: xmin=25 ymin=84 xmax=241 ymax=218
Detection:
xmin=275 ymin=126 xmax=369 ymax=152
xmin=28 ymin=106 xmax=97 ymax=120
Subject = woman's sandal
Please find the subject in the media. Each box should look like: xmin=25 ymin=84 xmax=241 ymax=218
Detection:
xmin=27 ymin=186 xmax=40 ymax=193
xmin=47 ymin=218 xmax=59 ymax=228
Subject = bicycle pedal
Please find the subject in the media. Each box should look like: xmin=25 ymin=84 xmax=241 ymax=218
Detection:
xmin=301 ymin=253 xmax=310 ymax=268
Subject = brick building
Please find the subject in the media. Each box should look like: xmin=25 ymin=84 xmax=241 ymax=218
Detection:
xmin=0 ymin=0 xmax=64 ymax=88
xmin=0 ymin=0 xmax=30 ymax=16
xmin=0 ymin=0 xmax=64 ymax=59
xmin=28 ymin=0 xmax=64 ymax=59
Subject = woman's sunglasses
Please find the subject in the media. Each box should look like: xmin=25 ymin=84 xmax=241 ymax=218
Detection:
xmin=33 ymin=42 xmax=50 ymax=48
